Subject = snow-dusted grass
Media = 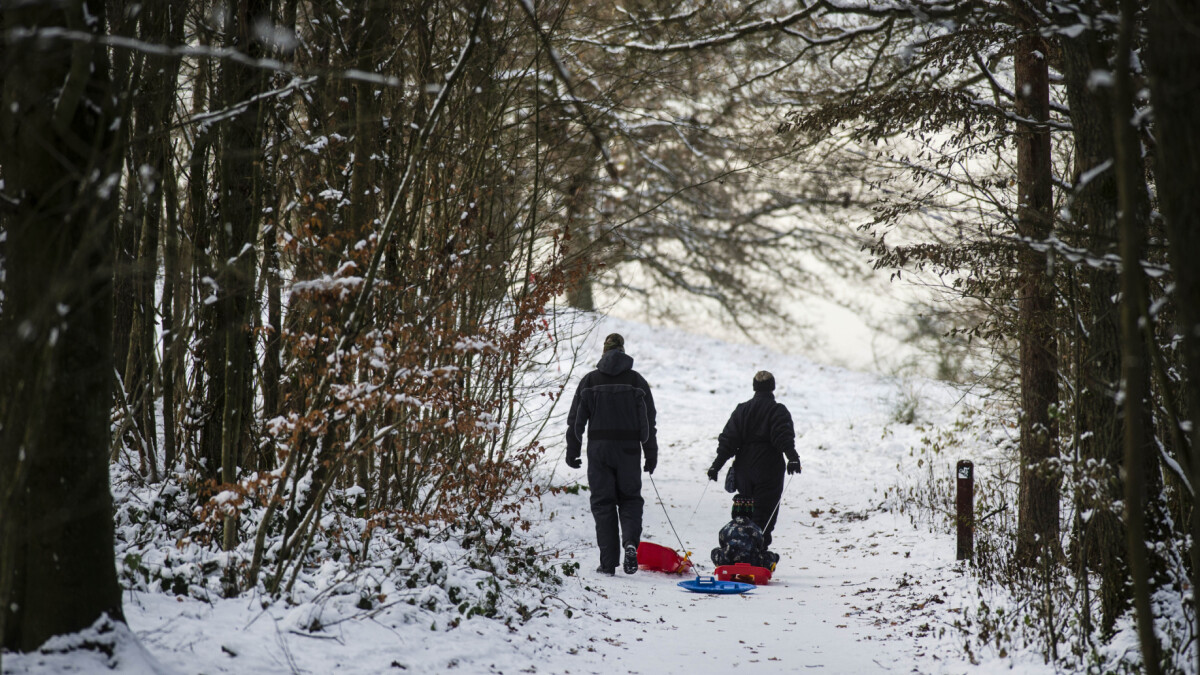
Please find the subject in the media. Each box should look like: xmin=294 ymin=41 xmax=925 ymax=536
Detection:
xmin=7 ymin=312 xmax=1181 ymax=674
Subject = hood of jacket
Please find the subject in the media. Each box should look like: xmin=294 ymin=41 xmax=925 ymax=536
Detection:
xmin=596 ymin=349 xmax=634 ymax=376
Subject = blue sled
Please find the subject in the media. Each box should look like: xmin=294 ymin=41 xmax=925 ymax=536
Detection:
xmin=677 ymin=576 xmax=755 ymax=595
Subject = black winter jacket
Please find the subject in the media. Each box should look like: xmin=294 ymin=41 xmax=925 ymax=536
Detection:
xmin=565 ymin=350 xmax=658 ymax=463
xmin=711 ymin=391 xmax=797 ymax=474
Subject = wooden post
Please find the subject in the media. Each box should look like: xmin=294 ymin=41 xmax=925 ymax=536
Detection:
xmin=957 ymin=460 xmax=975 ymax=561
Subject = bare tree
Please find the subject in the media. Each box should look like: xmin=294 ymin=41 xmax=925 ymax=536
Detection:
xmin=527 ymin=2 xmax=873 ymax=329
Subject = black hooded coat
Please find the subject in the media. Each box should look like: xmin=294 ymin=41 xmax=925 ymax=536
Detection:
xmin=565 ymin=349 xmax=658 ymax=570
xmin=710 ymin=391 xmax=797 ymax=547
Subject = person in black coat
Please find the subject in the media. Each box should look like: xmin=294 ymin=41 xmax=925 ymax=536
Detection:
xmin=706 ymin=371 xmax=800 ymax=549
xmin=711 ymin=495 xmax=779 ymax=570
xmin=565 ymin=333 xmax=659 ymax=576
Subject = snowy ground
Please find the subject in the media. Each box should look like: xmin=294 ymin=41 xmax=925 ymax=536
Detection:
xmin=6 ymin=315 xmax=1043 ymax=675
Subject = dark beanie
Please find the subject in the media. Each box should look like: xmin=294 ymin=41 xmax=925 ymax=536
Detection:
xmin=753 ymin=370 xmax=775 ymax=392
xmin=603 ymin=333 xmax=625 ymax=353
xmin=732 ymin=495 xmax=755 ymax=518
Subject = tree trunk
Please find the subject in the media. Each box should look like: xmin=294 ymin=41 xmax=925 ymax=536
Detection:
xmin=1112 ymin=1 xmax=1163 ymax=672
xmin=215 ymin=0 xmax=273 ymax=555
xmin=193 ymin=128 xmax=224 ymax=481
xmin=349 ymin=0 xmax=388 ymax=503
xmin=190 ymin=23 xmax=222 ymax=480
xmin=261 ymin=222 xmax=282 ymax=468
xmin=1014 ymin=4 xmax=1061 ymax=567
xmin=566 ymin=270 xmax=596 ymax=311
xmin=156 ymin=1 xmax=188 ymax=476
xmin=1144 ymin=5 xmax=1200 ymax=671
xmin=109 ymin=4 xmax=139 ymax=388
xmin=0 ymin=0 xmax=125 ymax=652
xmin=259 ymin=0 xmax=298 ymax=474
xmin=126 ymin=178 xmax=161 ymax=482
xmin=163 ymin=155 xmax=182 ymax=473
xmin=1059 ymin=22 xmax=1129 ymax=632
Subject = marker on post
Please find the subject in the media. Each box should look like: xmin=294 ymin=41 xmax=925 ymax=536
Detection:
xmin=956 ymin=460 xmax=974 ymax=561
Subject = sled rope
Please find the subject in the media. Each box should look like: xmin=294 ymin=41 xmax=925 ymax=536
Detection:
xmin=765 ymin=474 xmax=795 ymax=532
xmin=682 ymin=478 xmax=711 ymax=535
xmin=680 ymin=479 xmax=711 ymax=574
xmin=648 ymin=474 xmax=690 ymax=563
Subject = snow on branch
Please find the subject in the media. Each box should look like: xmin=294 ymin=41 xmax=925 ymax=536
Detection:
xmin=2 ymin=26 xmax=407 ymax=89
xmin=568 ymin=4 xmax=826 ymax=54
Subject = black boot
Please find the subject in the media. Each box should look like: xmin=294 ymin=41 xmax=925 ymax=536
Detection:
xmin=623 ymin=544 xmax=639 ymax=574
xmin=596 ymin=565 xmax=615 ymax=576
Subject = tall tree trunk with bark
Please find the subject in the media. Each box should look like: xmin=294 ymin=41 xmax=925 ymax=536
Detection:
xmin=261 ymin=197 xmax=282 ymax=473
xmin=162 ymin=157 xmax=183 ymax=473
xmin=190 ymin=18 xmax=221 ymax=480
xmin=1144 ymin=5 xmax=1200 ymax=671
xmin=257 ymin=0 xmax=295 ymax=475
xmin=1014 ymin=4 xmax=1061 ymax=567
xmin=158 ymin=1 xmax=188 ymax=475
xmin=214 ymin=0 xmax=272 ymax=555
xmin=564 ymin=173 xmax=596 ymax=311
xmin=348 ymin=0 xmax=389 ymax=501
xmin=0 ymin=0 xmax=125 ymax=652
xmin=1114 ymin=0 xmax=1163 ymax=671
xmin=1059 ymin=22 xmax=1129 ymax=632
xmin=108 ymin=3 xmax=139 ymax=389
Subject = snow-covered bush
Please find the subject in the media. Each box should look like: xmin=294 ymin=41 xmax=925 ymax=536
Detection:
xmin=111 ymin=458 xmax=584 ymax=633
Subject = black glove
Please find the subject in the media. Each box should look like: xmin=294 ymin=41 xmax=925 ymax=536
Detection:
xmin=707 ymin=465 xmax=720 ymax=482
xmin=644 ymin=458 xmax=656 ymax=475
xmin=566 ymin=454 xmax=582 ymax=469
xmin=787 ymin=460 xmax=802 ymax=475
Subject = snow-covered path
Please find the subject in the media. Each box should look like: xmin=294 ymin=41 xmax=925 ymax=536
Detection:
xmin=523 ymin=316 xmax=964 ymax=674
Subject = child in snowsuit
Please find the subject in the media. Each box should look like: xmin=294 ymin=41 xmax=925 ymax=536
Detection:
xmin=711 ymin=495 xmax=779 ymax=570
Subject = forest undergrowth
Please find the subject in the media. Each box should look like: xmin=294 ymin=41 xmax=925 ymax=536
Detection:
xmin=109 ymin=438 xmax=584 ymax=637
xmin=886 ymin=406 xmax=1196 ymax=674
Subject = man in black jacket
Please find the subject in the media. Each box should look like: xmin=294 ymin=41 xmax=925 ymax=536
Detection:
xmin=565 ymin=333 xmax=658 ymax=576
xmin=706 ymin=371 xmax=800 ymax=549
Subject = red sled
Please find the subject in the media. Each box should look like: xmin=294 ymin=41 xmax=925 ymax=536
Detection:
xmin=714 ymin=563 xmax=773 ymax=585
xmin=637 ymin=542 xmax=694 ymax=574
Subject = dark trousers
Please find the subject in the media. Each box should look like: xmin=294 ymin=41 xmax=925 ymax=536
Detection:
xmin=587 ymin=443 xmax=643 ymax=570
xmin=735 ymin=468 xmax=784 ymax=549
